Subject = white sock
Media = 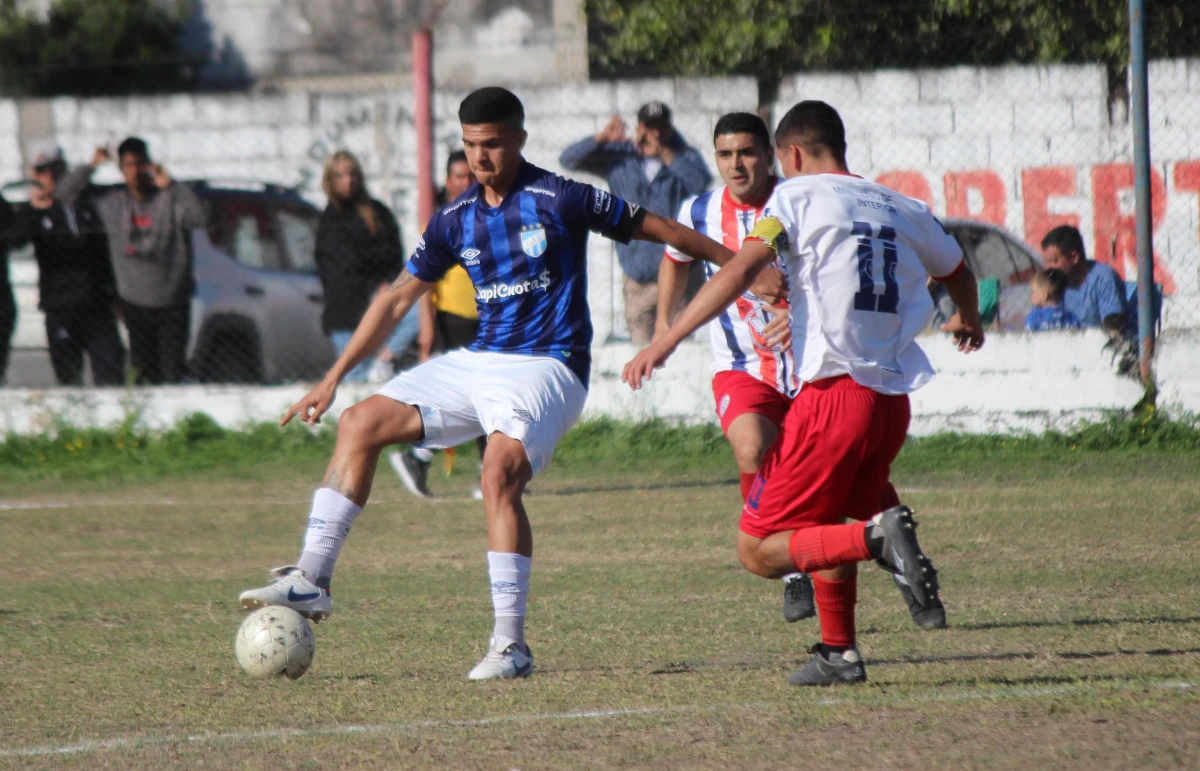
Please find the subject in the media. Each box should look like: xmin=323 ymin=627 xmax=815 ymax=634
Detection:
xmin=411 ymin=446 xmax=435 ymax=463
xmin=296 ymin=488 xmax=363 ymax=589
xmin=782 ymin=572 xmax=803 ymax=583
xmin=488 ymin=551 xmax=531 ymax=647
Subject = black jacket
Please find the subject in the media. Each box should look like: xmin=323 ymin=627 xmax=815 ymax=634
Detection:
xmin=314 ymin=198 xmax=404 ymax=334
xmin=0 ymin=193 xmax=11 ymax=289
xmin=8 ymin=198 xmax=115 ymax=313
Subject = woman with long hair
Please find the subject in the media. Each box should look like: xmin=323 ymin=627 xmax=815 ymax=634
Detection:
xmin=315 ymin=150 xmax=417 ymax=382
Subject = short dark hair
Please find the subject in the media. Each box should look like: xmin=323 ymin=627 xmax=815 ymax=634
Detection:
xmin=713 ymin=112 xmax=771 ymax=152
xmin=117 ymin=136 xmax=149 ymax=162
xmin=1033 ymin=268 xmax=1071 ymax=304
xmin=774 ymin=101 xmax=846 ymax=164
xmin=1040 ymin=224 xmax=1086 ymax=259
xmin=446 ymin=149 xmax=468 ymax=174
xmin=458 ymin=87 xmax=524 ymax=127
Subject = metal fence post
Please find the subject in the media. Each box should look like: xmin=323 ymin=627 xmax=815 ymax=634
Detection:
xmin=1129 ymin=0 xmax=1156 ymax=385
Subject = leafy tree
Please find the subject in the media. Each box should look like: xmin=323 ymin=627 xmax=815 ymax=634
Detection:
xmin=0 ymin=0 xmax=196 ymax=97
xmin=588 ymin=0 xmax=1200 ymax=104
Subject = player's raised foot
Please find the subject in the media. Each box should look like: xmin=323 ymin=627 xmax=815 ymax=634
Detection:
xmin=866 ymin=505 xmax=939 ymax=609
xmin=467 ymin=636 xmax=533 ymax=680
xmin=388 ymin=449 xmax=433 ymax=499
xmin=892 ymin=572 xmax=947 ymax=629
xmin=782 ymin=573 xmax=815 ymax=622
xmin=788 ymin=643 xmax=867 ymax=686
xmin=238 ymin=566 xmax=332 ymax=623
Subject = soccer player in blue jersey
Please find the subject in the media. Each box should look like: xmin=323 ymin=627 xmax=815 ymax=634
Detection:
xmin=238 ymin=87 xmax=739 ymax=680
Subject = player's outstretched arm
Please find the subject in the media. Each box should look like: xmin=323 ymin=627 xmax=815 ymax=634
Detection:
xmin=654 ymin=256 xmax=691 ymax=341
xmin=938 ymin=264 xmax=986 ymax=353
xmin=635 ymin=211 xmax=786 ymax=303
xmin=282 ymin=271 xmax=433 ymax=427
xmin=623 ymin=239 xmax=776 ymax=390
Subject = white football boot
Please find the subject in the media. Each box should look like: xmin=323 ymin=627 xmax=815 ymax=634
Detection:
xmin=238 ymin=566 xmax=332 ymax=623
xmin=467 ymin=635 xmax=533 ymax=680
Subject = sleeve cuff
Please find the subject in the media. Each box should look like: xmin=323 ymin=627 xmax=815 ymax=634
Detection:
xmin=664 ymin=249 xmax=692 ymax=264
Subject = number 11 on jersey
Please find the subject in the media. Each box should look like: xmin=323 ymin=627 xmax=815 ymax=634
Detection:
xmin=852 ymin=221 xmax=899 ymax=314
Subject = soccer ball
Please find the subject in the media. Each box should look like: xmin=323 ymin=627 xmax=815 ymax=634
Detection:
xmin=234 ymin=606 xmax=315 ymax=680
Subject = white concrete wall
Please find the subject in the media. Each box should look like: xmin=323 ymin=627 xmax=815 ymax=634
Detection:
xmin=5 ymin=61 xmax=1200 ymax=342
xmin=0 ymin=331 xmax=1185 ymax=437
xmin=776 ymin=61 xmax=1200 ymax=329
xmin=2 ymin=76 xmax=757 ymax=348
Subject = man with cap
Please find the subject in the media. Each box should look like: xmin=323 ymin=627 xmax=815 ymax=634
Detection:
xmin=57 ymin=137 xmax=205 ymax=384
xmin=7 ymin=142 xmax=125 ymax=386
xmin=560 ymin=101 xmax=712 ymax=345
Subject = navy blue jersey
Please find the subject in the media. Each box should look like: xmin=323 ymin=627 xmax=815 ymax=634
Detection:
xmin=406 ymin=161 xmax=643 ymax=387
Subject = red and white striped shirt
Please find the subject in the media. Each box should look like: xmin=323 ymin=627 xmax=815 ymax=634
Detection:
xmin=666 ymin=183 xmax=797 ymax=396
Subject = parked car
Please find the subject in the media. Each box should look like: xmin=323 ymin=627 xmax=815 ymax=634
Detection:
xmin=1 ymin=179 xmax=334 ymax=384
xmin=936 ymin=218 xmax=1043 ymax=330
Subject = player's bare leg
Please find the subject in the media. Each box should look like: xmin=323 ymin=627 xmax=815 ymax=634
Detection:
xmin=239 ymin=396 xmax=424 ymax=621
xmin=468 ymin=431 xmax=535 ymax=680
xmin=727 ymin=413 xmax=814 ymax=621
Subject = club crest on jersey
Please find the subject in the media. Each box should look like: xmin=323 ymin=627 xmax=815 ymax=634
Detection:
xmin=520 ymin=224 xmax=547 ymax=258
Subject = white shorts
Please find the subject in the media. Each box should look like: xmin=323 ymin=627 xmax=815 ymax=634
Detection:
xmin=376 ymin=349 xmax=588 ymax=477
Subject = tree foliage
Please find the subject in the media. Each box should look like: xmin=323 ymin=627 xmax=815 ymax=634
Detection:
xmin=588 ymin=0 xmax=1200 ymax=101
xmin=0 ymin=0 xmax=196 ymax=97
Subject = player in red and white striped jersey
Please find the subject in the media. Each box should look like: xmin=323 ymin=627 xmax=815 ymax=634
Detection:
xmin=658 ymin=113 xmax=817 ymax=621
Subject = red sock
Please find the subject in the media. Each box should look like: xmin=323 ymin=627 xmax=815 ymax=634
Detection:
xmin=788 ymin=522 xmax=871 ymax=573
xmin=813 ymin=573 xmax=857 ymax=648
xmin=740 ymin=472 xmax=757 ymax=502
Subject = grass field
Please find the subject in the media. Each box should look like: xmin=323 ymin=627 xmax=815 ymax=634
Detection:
xmin=2 ymin=426 xmax=1199 ymax=769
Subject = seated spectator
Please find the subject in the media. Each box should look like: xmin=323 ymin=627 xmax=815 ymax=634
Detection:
xmin=559 ymin=102 xmax=711 ymax=345
xmin=1040 ymin=225 xmax=1131 ymax=337
xmin=1025 ymin=268 xmax=1082 ymax=332
xmin=315 ymin=150 xmax=414 ymax=383
xmin=8 ymin=142 xmax=126 ymax=386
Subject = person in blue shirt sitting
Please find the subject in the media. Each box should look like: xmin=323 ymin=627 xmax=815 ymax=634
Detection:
xmin=1025 ymin=268 xmax=1082 ymax=331
xmin=1040 ymin=225 xmax=1131 ymax=338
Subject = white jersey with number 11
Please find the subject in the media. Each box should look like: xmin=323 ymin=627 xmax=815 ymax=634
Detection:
xmin=750 ymin=172 xmax=965 ymax=395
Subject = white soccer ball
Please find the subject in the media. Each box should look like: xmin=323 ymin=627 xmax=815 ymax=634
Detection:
xmin=234 ymin=606 xmax=315 ymax=680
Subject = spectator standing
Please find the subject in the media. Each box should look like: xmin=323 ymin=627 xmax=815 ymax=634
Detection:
xmin=422 ymin=151 xmax=479 ymax=358
xmin=57 ymin=137 xmax=205 ymax=384
xmin=560 ymin=101 xmax=712 ymax=345
xmin=314 ymin=150 xmax=411 ymax=383
xmin=391 ymin=150 xmax=488 ymax=500
xmin=8 ymin=143 xmax=125 ymax=385
xmin=0 ymin=191 xmax=13 ymax=385
xmin=1025 ymin=268 xmax=1082 ymax=332
xmin=1040 ymin=225 xmax=1131 ymax=336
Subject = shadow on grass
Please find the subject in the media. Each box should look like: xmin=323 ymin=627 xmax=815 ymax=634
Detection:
xmin=539 ymin=642 xmax=1200 ymax=677
xmin=950 ymin=615 xmax=1200 ymax=632
xmin=531 ymin=477 xmax=739 ymax=497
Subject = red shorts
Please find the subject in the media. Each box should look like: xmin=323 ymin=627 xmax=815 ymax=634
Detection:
xmin=740 ymin=376 xmax=910 ymax=539
xmin=712 ymin=370 xmax=792 ymax=434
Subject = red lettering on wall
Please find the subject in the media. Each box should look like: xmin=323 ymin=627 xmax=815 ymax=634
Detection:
xmin=1021 ymin=166 xmax=1078 ymax=249
xmin=1173 ymin=162 xmax=1200 ymax=270
xmin=1091 ymin=163 xmax=1174 ymax=293
xmin=875 ymin=171 xmax=933 ymax=207
xmin=944 ymin=170 xmax=1007 ymax=226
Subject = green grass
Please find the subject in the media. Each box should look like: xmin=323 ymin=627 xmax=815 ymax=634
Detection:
xmin=1 ymin=433 xmax=1198 ymax=769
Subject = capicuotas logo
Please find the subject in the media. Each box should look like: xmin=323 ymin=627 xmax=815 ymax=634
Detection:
xmin=476 ymin=270 xmax=553 ymax=303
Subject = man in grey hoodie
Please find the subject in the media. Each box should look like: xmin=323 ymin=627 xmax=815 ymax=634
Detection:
xmin=58 ymin=137 xmax=206 ymax=384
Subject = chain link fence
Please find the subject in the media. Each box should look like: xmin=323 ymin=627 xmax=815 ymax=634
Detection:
xmin=0 ymin=48 xmax=1195 ymax=387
